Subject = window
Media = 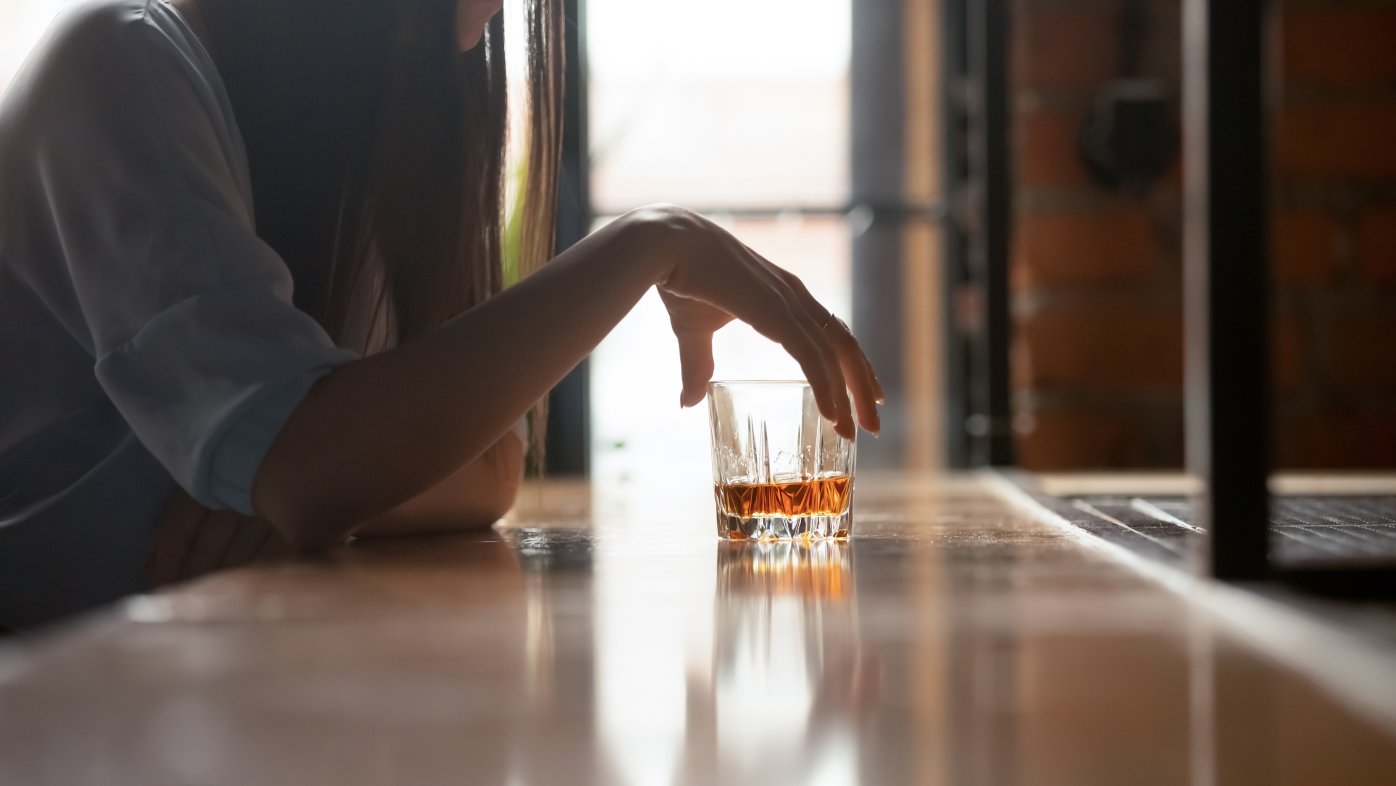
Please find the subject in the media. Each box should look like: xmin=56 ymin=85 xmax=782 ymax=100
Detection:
xmin=586 ymin=0 xmax=853 ymax=485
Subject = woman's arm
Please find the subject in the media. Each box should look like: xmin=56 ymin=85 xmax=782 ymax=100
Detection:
xmin=352 ymin=432 xmax=524 ymax=537
xmin=253 ymin=205 xmax=883 ymax=550
xmin=147 ymin=433 xmax=520 ymax=585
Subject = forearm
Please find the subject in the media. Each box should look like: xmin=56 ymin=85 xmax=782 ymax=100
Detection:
xmin=352 ymin=431 xmax=525 ymax=538
xmin=254 ymin=211 xmax=663 ymax=547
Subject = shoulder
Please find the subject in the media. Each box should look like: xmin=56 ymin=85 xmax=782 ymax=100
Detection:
xmin=14 ymin=1 xmax=167 ymax=83
xmin=37 ymin=0 xmax=199 ymax=59
xmin=1 ymin=0 xmax=248 ymax=220
xmin=47 ymin=0 xmax=152 ymax=42
xmin=2 ymin=0 xmax=222 ymax=135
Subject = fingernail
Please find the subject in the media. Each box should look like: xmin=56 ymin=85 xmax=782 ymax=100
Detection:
xmin=875 ymin=397 xmax=886 ymax=406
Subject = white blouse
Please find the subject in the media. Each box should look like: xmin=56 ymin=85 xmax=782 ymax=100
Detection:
xmin=0 ymin=0 xmax=357 ymax=626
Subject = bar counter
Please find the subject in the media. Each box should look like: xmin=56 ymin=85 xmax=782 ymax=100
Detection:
xmin=1 ymin=474 xmax=1393 ymax=784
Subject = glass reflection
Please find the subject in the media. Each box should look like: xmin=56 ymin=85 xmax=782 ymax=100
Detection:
xmin=699 ymin=540 xmax=870 ymax=784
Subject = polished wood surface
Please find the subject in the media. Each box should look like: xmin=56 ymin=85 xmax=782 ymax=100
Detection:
xmin=1 ymin=475 xmax=1394 ymax=785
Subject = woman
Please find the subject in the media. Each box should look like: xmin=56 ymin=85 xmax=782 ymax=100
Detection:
xmin=0 ymin=0 xmax=882 ymax=629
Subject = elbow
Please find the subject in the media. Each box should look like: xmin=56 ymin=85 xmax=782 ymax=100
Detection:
xmin=251 ymin=425 xmax=525 ymax=546
xmin=251 ymin=442 xmax=399 ymax=551
xmin=480 ymin=478 xmax=521 ymax=526
xmin=451 ymin=431 xmax=524 ymax=529
xmin=262 ymin=497 xmax=360 ymax=553
xmin=283 ymin=518 xmax=352 ymax=554
xmin=252 ymin=471 xmax=369 ymax=553
xmin=357 ymin=450 xmax=522 ymax=538
xmin=485 ymin=444 xmax=525 ymax=525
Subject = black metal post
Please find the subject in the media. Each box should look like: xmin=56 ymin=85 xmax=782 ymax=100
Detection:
xmin=967 ymin=0 xmax=1015 ymax=466
xmin=941 ymin=0 xmax=971 ymax=468
xmin=1182 ymin=0 xmax=1270 ymax=578
xmin=546 ymin=0 xmax=592 ymax=475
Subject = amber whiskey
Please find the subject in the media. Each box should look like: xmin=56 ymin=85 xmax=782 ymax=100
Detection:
xmin=714 ymin=474 xmax=853 ymax=540
xmin=717 ymin=475 xmax=852 ymax=518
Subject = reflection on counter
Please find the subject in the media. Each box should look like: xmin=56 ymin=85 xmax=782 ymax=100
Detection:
xmin=706 ymin=540 xmax=875 ymax=785
xmin=716 ymin=539 xmax=853 ymax=600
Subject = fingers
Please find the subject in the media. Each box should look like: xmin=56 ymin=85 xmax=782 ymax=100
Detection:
xmin=676 ymin=329 xmax=716 ymax=408
xmin=783 ymin=302 xmax=856 ymax=439
xmin=659 ymin=288 xmax=726 ymax=408
xmin=826 ymin=317 xmax=883 ymax=433
xmin=219 ymin=515 xmax=276 ymax=568
xmin=732 ymin=281 xmax=851 ymax=436
xmin=180 ymin=511 xmax=240 ymax=582
xmin=148 ymin=491 xmax=208 ymax=587
xmin=761 ymin=262 xmax=882 ymax=436
xmin=719 ymin=256 xmax=850 ymax=435
xmin=148 ymin=488 xmax=292 ymax=588
xmin=654 ymin=212 xmax=879 ymax=438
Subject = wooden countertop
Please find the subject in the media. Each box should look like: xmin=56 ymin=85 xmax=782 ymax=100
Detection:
xmin=1 ymin=474 xmax=1393 ymax=784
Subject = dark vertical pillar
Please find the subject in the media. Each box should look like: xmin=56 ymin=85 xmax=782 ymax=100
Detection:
xmin=547 ymin=0 xmax=592 ymax=475
xmin=1182 ymin=0 xmax=1270 ymax=578
xmin=941 ymin=0 xmax=971 ymax=468
xmin=850 ymin=0 xmax=906 ymax=469
xmin=969 ymin=0 xmax=1014 ymax=466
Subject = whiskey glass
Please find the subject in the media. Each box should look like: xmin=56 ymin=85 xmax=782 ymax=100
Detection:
xmin=707 ymin=380 xmax=856 ymax=540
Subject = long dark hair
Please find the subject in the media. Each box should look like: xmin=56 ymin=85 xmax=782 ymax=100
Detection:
xmin=197 ymin=0 xmax=562 ymax=452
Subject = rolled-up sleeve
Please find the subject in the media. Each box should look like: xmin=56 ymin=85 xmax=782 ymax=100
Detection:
xmin=95 ymin=285 xmax=356 ymax=514
xmin=27 ymin=4 xmax=358 ymax=513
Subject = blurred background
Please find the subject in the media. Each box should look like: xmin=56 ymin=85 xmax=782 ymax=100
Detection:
xmin=4 ymin=0 xmax=1394 ymax=484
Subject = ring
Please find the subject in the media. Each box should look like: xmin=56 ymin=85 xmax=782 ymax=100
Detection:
xmin=820 ymin=312 xmax=836 ymax=330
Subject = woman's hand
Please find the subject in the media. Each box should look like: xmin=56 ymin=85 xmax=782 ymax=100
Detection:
xmin=633 ymin=205 xmax=883 ymax=439
xmin=147 ymin=490 xmax=291 ymax=587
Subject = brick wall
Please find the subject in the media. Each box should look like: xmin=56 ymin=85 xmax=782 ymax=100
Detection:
xmin=1009 ymin=0 xmax=1396 ymax=469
